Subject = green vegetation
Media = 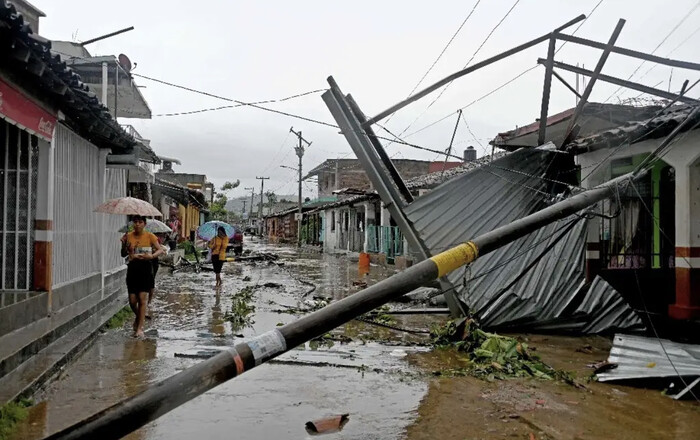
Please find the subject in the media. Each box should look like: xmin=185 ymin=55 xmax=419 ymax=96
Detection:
xmin=210 ymin=180 xmax=240 ymax=221
xmin=224 ymin=286 xmax=256 ymax=332
xmin=0 ymin=398 xmax=32 ymax=439
xmin=106 ymin=306 xmax=132 ymax=329
xmin=359 ymin=305 xmax=396 ymax=326
xmin=430 ymin=319 xmax=579 ymax=384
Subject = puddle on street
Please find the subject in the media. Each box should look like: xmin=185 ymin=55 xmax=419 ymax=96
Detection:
xmin=12 ymin=239 xmax=433 ymax=440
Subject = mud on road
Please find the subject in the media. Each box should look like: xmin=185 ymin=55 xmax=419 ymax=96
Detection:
xmin=10 ymin=239 xmax=700 ymax=440
xmin=12 ymin=240 xmax=439 ymax=440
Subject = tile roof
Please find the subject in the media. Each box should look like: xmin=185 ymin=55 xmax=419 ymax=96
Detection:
xmin=566 ymin=104 xmax=700 ymax=154
xmin=0 ymin=2 xmax=138 ymax=153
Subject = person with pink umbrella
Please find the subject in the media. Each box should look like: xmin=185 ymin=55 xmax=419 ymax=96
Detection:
xmin=120 ymin=215 xmax=166 ymax=337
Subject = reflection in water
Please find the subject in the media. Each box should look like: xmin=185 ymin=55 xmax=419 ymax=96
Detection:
xmin=122 ymin=338 xmax=156 ymax=440
xmin=209 ymin=286 xmax=226 ymax=336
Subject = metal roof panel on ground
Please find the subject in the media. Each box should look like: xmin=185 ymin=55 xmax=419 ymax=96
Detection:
xmin=597 ymin=333 xmax=700 ymax=382
xmin=0 ymin=3 xmax=137 ymax=153
xmin=403 ymin=147 xmax=643 ymax=333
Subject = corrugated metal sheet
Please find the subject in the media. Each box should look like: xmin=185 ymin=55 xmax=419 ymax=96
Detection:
xmin=597 ymin=333 xmax=700 ymax=382
xmin=404 ymin=148 xmax=642 ymax=333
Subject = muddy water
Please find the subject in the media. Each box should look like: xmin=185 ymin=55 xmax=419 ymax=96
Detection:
xmin=12 ymin=239 xmax=435 ymax=440
xmin=406 ymin=335 xmax=700 ymax=440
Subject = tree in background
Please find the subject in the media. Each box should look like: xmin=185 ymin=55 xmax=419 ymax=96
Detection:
xmin=264 ymin=191 xmax=277 ymax=214
xmin=210 ymin=180 xmax=240 ymax=221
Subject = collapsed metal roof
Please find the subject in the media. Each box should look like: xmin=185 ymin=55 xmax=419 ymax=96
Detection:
xmin=404 ymin=148 xmax=643 ymax=333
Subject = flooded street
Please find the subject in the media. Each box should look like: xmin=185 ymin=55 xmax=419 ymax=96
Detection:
xmin=9 ymin=239 xmax=700 ymax=440
xmin=12 ymin=239 xmax=437 ymax=440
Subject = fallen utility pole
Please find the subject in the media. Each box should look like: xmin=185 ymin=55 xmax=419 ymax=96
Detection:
xmin=45 ymin=173 xmax=639 ymax=440
xmin=45 ymin=86 xmax=700 ymax=440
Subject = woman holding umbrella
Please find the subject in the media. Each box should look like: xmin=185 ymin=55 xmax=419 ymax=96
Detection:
xmin=208 ymin=226 xmax=229 ymax=286
xmin=121 ymin=215 xmax=165 ymax=337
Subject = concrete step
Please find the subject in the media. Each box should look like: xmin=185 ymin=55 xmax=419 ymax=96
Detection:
xmin=0 ymin=296 xmax=126 ymax=403
xmin=0 ymin=287 xmax=101 ymax=380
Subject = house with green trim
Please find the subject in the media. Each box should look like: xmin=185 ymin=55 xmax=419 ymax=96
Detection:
xmin=495 ymin=102 xmax=700 ymax=325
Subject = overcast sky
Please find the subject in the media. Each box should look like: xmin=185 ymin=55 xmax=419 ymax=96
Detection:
xmin=31 ymin=0 xmax=700 ymax=199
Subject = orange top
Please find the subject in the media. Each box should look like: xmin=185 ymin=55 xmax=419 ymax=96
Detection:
xmin=126 ymin=231 xmax=159 ymax=256
xmin=209 ymin=236 xmax=229 ymax=259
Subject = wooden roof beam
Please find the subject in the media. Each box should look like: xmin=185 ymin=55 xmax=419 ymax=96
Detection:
xmin=557 ymin=33 xmax=700 ymax=71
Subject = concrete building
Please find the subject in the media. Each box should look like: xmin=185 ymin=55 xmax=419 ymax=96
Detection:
xmin=304 ymin=158 xmax=461 ymax=201
xmin=567 ymin=104 xmax=700 ymax=322
xmin=0 ymin=3 xmax=152 ymax=402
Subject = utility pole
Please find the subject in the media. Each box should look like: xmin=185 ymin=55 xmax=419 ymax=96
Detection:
xmin=289 ymin=127 xmax=312 ymax=247
xmin=255 ymin=177 xmax=269 ymax=236
xmin=242 ymin=200 xmax=247 ymax=216
xmin=244 ymin=187 xmax=255 ymax=232
xmin=244 ymin=187 xmax=255 ymax=218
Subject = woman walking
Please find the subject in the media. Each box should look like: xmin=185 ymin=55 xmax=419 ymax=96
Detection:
xmin=121 ymin=215 xmax=165 ymax=337
xmin=208 ymin=226 xmax=229 ymax=286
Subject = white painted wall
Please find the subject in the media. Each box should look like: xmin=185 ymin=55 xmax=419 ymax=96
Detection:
xmin=103 ymin=169 xmax=127 ymax=272
xmin=52 ymin=124 xmax=103 ymax=286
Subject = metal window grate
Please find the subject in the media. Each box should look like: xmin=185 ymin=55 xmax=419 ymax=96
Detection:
xmin=0 ymin=119 xmax=37 ymax=292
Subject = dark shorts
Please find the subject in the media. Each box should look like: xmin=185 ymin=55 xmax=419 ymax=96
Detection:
xmin=127 ymin=260 xmax=155 ymax=294
xmin=212 ymin=255 xmax=224 ymax=274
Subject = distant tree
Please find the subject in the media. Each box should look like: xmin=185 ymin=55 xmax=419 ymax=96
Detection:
xmin=209 ymin=180 xmax=240 ymax=221
xmin=220 ymin=180 xmax=240 ymax=192
xmin=264 ymin=191 xmax=277 ymax=213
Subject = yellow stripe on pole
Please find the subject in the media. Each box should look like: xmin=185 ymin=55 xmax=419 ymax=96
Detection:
xmin=430 ymin=242 xmax=479 ymax=277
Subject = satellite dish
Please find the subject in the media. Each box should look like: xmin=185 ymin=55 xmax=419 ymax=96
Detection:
xmin=118 ymin=53 xmax=132 ymax=72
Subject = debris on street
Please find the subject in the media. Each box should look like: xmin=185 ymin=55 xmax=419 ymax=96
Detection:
xmin=305 ymin=413 xmax=350 ymax=435
xmin=596 ymin=333 xmax=700 ymax=399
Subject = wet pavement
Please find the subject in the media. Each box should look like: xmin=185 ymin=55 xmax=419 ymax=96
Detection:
xmin=12 ymin=238 xmax=439 ymax=440
xmin=11 ymin=238 xmax=700 ymax=440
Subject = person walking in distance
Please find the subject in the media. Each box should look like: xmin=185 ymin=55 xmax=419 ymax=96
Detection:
xmin=121 ymin=215 xmax=165 ymax=337
xmin=208 ymin=226 xmax=229 ymax=286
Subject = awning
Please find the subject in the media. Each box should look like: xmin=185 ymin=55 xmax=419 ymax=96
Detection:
xmin=0 ymin=78 xmax=56 ymax=142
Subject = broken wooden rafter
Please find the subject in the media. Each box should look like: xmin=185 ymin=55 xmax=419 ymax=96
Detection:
xmin=362 ymin=14 xmax=586 ymax=127
xmin=541 ymin=60 xmax=700 ymax=105
xmin=556 ymin=33 xmax=700 ymax=72
xmin=562 ymin=19 xmax=626 ymax=146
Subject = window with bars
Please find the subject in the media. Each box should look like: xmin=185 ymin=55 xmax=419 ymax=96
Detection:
xmin=0 ymin=120 xmax=39 ymax=291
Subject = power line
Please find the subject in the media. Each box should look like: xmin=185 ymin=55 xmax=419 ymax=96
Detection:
xmin=152 ymin=89 xmax=325 ymax=117
xmin=604 ymin=0 xmax=700 ymax=103
xmin=390 ymin=0 xmax=521 ymax=142
xmin=581 ymin=81 xmax=700 ymax=183
xmin=260 ymin=131 xmax=293 ymax=175
xmin=401 ymin=0 xmax=604 ymax=140
xmin=131 ymin=73 xmax=337 ymax=127
xmin=385 ymin=0 xmax=482 ymax=126
xmin=405 ymin=65 xmax=539 ymax=139
xmin=632 ymin=22 xmax=700 ymax=87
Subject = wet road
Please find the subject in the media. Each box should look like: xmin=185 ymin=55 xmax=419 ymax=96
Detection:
xmin=13 ymin=239 xmax=439 ymax=440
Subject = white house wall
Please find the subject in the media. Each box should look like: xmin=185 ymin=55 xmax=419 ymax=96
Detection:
xmin=52 ymin=124 xmax=103 ymax=286
xmin=103 ymin=168 xmax=127 ymax=273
